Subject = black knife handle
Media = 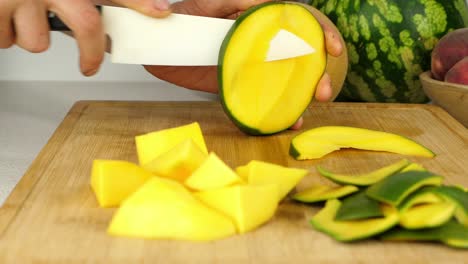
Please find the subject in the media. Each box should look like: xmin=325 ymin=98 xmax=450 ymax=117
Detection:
xmin=48 ymin=5 xmax=102 ymax=31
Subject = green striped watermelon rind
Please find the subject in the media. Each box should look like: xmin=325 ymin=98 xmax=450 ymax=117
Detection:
xmin=309 ymin=0 xmax=468 ymax=103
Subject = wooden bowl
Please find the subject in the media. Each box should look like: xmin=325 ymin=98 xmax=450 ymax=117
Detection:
xmin=420 ymin=71 xmax=468 ymax=127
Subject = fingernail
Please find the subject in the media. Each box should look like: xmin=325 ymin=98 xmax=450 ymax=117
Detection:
xmin=82 ymin=68 xmax=99 ymax=77
xmin=154 ymin=0 xmax=170 ymax=11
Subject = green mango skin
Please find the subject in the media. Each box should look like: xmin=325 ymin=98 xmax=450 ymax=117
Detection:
xmin=335 ymin=190 xmax=383 ymax=221
xmin=381 ymin=220 xmax=468 ymax=248
xmin=366 ymin=171 xmax=443 ymax=206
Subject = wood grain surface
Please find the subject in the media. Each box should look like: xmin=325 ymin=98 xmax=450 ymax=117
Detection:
xmin=0 ymin=101 xmax=467 ymax=263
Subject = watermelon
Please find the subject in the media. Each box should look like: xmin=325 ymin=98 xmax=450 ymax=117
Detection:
xmin=308 ymin=0 xmax=468 ymax=103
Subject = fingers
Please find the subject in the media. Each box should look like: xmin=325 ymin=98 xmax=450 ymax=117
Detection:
xmin=304 ymin=5 xmax=343 ymax=57
xmin=110 ymin=0 xmax=171 ymax=17
xmin=315 ymin=73 xmax=333 ymax=102
xmin=0 ymin=1 xmax=16 ymax=48
xmin=322 ymin=23 xmax=343 ymax=57
xmin=171 ymin=0 xmax=271 ymax=17
xmin=13 ymin=0 xmax=49 ymax=53
xmin=289 ymin=116 xmax=304 ymax=130
xmin=48 ymin=0 xmax=105 ymax=76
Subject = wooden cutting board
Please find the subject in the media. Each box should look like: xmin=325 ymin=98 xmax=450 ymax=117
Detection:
xmin=0 ymin=101 xmax=467 ymax=263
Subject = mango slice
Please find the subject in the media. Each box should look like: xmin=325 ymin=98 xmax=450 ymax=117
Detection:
xmin=398 ymin=189 xmax=443 ymax=212
xmin=290 ymin=126 xmax=435 ymax=160
xmin=195 ymin=184 xmax=278 ymax=234
xmin=335 ymin=190 xmax=383 ymax=221
xmin=366 ymin=171 xmax=443 ymax=206
xmin=399 ymin=202 xmax=456 ymax=229
xmin=142 ymin=139 xmax=207 ymax=182
xmin=293 ymin=185 xmax=359 ymax=203
xmin=91 ymin=160 xmax=153 ymax=207
xmin=239 ymin=160 xmax=308 ymax=201
xmin=317 ymin=159 xmax=410 ymax=186
xmin=108 ymin=177 xmax=236 ymax=241
xmin=381 ymin=220 xmax=468 ymax=249
xmin=185 ymin=152 xmax=242 ymax=191
xmin=426 ymin=186 xmax=468 ymax=226
xmin=400 ymin=162 xmax=427 ymax=172
xmin=135 ymin=122 xmax=208 ymax=165
xmin=310 ymin=199 xmax=399 ymax=241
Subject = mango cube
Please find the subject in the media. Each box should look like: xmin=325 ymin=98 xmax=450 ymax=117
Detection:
xmin=142 ymin=139 xmax=207 ymax=182
xmin=195 ymin=184 xmax=278 ymax=233
xmin=240 ymin=160 xmax=308 ymax=201
xmin=90 ymin=160 xmax=153 ymax=207
xmin=108 ymin=177 xmax=236 ymax=241
xmin=185 ymin=152 xmax=242 ymax=191
xmin=135 ymin=122 xmax=208 ymax=166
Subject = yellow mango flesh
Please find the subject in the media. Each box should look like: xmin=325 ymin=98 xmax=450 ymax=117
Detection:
xmin=220 ymin=3 xmax=326 ymax=134
xmin=241 ymin=160 xmax=308 ymax=201
xmin=293 ymin=185 xmax=359 ymax=203
xmin=108 ymin=177 xmax=236 ymax=241
xmin=135 ymin=122 xmax=208 ymax=165
xmin=195 ymin=184 xmax=278 ymax=233
xmin=91 ymin=160 xmax=153 ymax=207
xmin=235 ymin=165 xmax=249 ymax=181
xmin=311 ymin=199 xmax=400 ymax=241
xmin=184 ymin=152 xmax=242 ymax=191
xmin=291 ymin=126 xmax=435 ymax=160
xmin=317 ymin=159 xmax=410 ymax=186
xmin=400 ymin=162 xmax=427 ymax=172
xmin=399 ymin=202 xmax=456 ymax=229
xmin=142 ymin=139 xmax=207 ymax=182
xmin=398 ymin=192 xmax=442 ymax=212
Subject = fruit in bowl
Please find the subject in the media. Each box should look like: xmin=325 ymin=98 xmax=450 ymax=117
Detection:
xmin=431 ymin=28 xmax=468 ymax=85
xmin=420 ymin=28 xmax=468 ymax=127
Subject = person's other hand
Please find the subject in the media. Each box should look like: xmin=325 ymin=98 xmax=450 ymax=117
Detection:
xmin=0 ymin=0 xmax=171 ymax=76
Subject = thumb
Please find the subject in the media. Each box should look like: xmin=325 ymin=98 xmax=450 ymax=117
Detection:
xmin=99 ymin=0 xmax=171 ymax=17
xmin=170 ymin=0 xmax=272 ymax=18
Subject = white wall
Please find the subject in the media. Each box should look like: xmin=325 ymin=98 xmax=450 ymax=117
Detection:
xmin=0 ymin=32 xmax=162 ymax=82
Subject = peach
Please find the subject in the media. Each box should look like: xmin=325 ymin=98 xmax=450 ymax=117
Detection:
xmin=431 ymin=28 xmax=468 ymax=81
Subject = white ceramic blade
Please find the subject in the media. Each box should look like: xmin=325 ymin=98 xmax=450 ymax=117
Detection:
xmin=266 ymin=29 xmax=316 ymax=61
xmin=102 ymin=6 xmax=315 ymax=66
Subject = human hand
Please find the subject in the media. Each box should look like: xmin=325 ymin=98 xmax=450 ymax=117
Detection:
xmin=0 ymin=0 xmax=171 ymax=76
xmin=144 ymin=0 xmax=343 ymax=129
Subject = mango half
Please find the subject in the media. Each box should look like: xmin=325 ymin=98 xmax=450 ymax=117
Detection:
xmin=218 ymin=2 xmax=327 ymax=135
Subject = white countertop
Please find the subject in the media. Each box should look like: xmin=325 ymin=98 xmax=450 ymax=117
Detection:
xmin=0 ymin=80 xmax=217 ymax=205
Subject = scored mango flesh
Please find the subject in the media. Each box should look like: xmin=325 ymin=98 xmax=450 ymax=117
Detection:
xmin=220 ymin=2 xmax=326 ymax=134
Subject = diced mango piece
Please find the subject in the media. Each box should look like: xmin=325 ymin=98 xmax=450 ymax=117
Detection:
xmin=241 ymin=160 xmax=308 ymax=201
xmin=185 ymin=152 xmax=243 ymax=191
xmin=90 ymin=160 xmax=153 ymax=207
xmin=195 ymin=184 xmax=278 ymax=233
xmin=235 ymin=165 xmax=249 ymax=181
xmin=135 ymin=122 xmax=208 ymax=166
xmin=142 ymin=139 xmax=207 ymax=182
xmin=107 ymin=177 xmax=236 ymax=241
